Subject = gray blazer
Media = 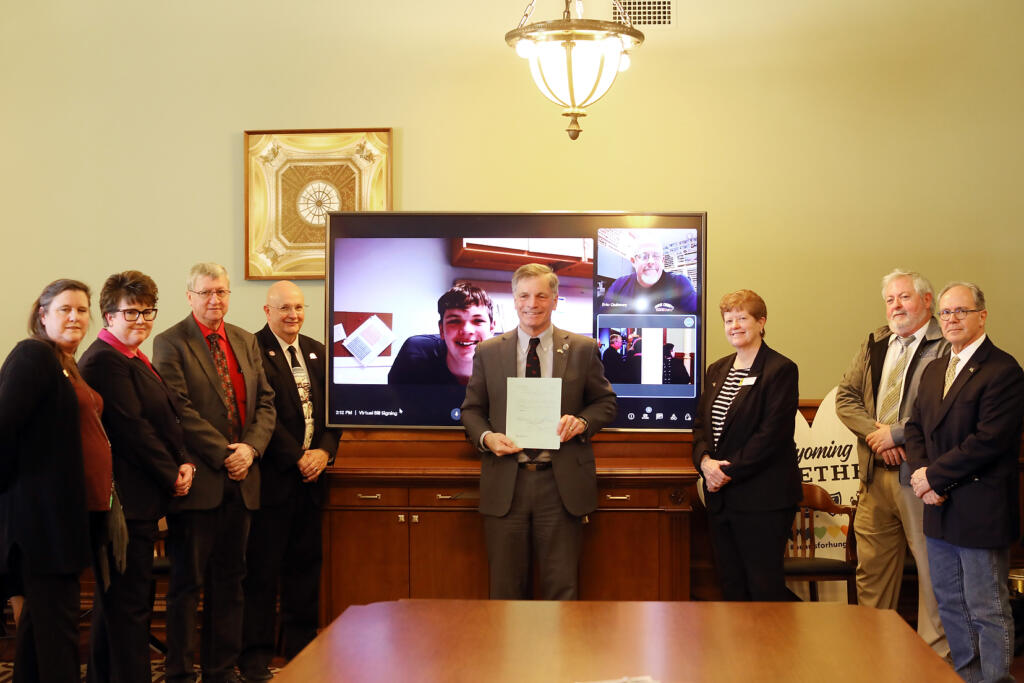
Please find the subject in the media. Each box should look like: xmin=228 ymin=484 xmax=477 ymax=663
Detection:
xmin=153 ymin=315 xmax=276 ymax=511
xmin=461 ymin=326 xmax=617 ymax=517
xmin=835 ymin=317 xmax=948 ymax=484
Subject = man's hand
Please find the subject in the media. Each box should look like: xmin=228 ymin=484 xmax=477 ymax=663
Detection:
xmin=173 ymin=464 xmax=195 ymax=497
xmin=298 ymin=448 xmax=330 ymax=483
xmin=700 ymin=457 xmax=732 ymax=493
xmin=877 ymin=446 xmax=907 ymax=466
xmin=225 ymin=442 xmax=256 ymax=481
xmin=910 ymin=466 xmax=932 ymax=498
xmin=866 ymin=422 xmax=897 ymax=453
xmin=557 ymin=414 xmax=586 ymax=443
xmin=922 ymin=490 xmax=947 ymax=506
xmin=483 ymin=432 xmax=522 ymax=456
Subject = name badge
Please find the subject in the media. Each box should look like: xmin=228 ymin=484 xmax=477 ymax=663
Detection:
xmin=740 ymin=376 xmax=757 ymax=386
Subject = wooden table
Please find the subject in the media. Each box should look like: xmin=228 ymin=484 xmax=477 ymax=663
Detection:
xmin=279 ymin=599 xmax=958 ymax=682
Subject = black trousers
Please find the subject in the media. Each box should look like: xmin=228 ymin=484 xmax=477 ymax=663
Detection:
xmin=165 ymin=481 xmax=251 ymax=683
xmin=707 ymin=506 xmax=798 ymax=601
xmin=11 ymin=546 xmax=80 ymax=683
xmin=484 ymin=467 xmax=583 ymax=600
xmin=87 ymin=518 xmax=159 ymax=683
xmin=240 ymin=491 xmax=323 ymax=673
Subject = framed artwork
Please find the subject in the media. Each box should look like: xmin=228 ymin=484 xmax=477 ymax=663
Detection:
xmin=245 ymin=128 xmax=393 ymax=279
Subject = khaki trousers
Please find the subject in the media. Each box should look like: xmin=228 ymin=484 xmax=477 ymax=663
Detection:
xmin=854 ymin=468 xmax=950 ymax=660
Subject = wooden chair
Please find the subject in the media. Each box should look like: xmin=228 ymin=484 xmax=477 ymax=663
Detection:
xmin=784 ymin=483 xmax=858 ymax=604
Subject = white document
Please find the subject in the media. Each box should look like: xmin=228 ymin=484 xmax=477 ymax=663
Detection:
xmin=333 ymin=322 xmax=347 ymax=342
xmin=505 ymin=377 xmax=561 ymax=450
xmin=342 ymin=315 xmax=395 ymax=366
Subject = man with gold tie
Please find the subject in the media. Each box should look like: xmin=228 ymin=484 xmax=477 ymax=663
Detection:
xmin=908 ymin=282 xmax=1024 ymax=682
xmin=835 ymin=269 xmax=948 ymax=658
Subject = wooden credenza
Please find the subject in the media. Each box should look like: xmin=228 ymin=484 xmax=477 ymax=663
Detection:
xmin=319 ymin=429 xmax=696 ymax=623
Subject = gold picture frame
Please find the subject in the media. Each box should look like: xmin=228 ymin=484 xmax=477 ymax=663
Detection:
xmin=244 ymin=128 xmax=393 ymax=280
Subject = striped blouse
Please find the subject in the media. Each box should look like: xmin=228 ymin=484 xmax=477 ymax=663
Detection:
xmin=711 ymin=367 xmax=750 ymax=448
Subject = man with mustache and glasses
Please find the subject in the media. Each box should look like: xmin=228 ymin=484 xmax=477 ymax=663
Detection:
xmin=600 ymin=236 xmax=697 ymax=314
xmin=388 ymin=282 xmax=496 ymax=386
xmin=153 ymin=262 xmax=276 ymax=683
xmin=835 ymin=269 xmax=948 ymax=659
xmin=907 ymin=282 xmax=1024 ymax=682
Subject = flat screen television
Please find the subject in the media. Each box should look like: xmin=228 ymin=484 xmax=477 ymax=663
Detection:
xmin=326 ymin=212 xmax=706 ymax=430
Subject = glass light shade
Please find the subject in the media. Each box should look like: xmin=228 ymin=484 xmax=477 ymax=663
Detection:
xmin=526 ymin=36 xmax=625 ymax=109
xmin=505 ymin=16 xmax=643 ymax=139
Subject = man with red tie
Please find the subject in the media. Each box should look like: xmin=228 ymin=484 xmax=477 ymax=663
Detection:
xmin=153 ymin=262 xmax=276 ymax=683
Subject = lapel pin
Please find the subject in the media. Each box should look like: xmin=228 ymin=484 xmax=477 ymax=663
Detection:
xmin=268 ymin=350 xmax=276 ymax=357
xmin=309 ymin=352 xmax=317 ymax=360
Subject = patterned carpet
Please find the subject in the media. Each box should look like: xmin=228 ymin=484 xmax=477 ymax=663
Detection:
xmin=0 ymin=663 xmax=281 ymax=681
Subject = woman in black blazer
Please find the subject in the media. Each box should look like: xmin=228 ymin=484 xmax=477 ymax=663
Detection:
xmin=78 ymin=270 xmax=195 ymax=683
xmin=0 ymin=279 xmax=98 ymax=682
xmin=692 ymin=289 xmax=801 ymax=601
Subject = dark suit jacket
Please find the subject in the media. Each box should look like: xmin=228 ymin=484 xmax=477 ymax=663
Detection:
xmin=460 ymin=326 xmax=617 ymax=518
xmin=255 ymin=325 xmax=340 ymax=507
xmin=692 ymin=343 xmax=802 ymax=513
xmin=79 ymin=337 xmax=193 ymax=520
xmin=905 ymin=337 xmax=1024 ymax=548
xmin=0 ymin=339 xmax=91 ymax=575
xmin=152 ymin=315 xmax=276 ymax=511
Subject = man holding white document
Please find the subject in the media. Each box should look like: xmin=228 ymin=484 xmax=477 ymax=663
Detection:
xmin=461 ymin=264 xmax=617 ymax=600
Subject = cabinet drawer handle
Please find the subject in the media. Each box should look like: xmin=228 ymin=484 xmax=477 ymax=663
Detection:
xmin=436 ymin=494 xmax=454 ymax=500
xmin=356 ymin=493 xmax=382 ymax=500
xmin=605 ymin=494 xmax=631 ymax=501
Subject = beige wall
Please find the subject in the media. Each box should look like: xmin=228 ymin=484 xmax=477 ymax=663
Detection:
xmin=2 ymin=0 xmax=1022 ymax=397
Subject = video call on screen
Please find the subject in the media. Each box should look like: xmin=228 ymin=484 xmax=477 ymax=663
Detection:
xmin=326 ymin=213 xmax=705 ymax=431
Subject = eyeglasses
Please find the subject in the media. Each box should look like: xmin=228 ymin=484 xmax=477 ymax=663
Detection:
xmin=633 ymin=251 xmax=662 ymax=262
xmin=190 ymin=289 xmax=231 ymax=299
xmin=270 ymin=304 xmax=305 ymax=314
xmin=116 ymin=308 xmax=158 ymax=322
xmin=938 ymin=308 xmax=982 ymax=321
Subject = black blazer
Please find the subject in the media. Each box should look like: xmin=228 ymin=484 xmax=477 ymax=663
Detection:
xmin=78 ymin=337 xmax=193 ymax=521
xmin=254 ymin=325 xmax=340 ymax=507
xmin=692 ymin=342 xmax=802 ymax=513
xmin=905 ymin=337 xmax=1024 ymax=548
xmin=0 ymin=339 xmax=91 ymax=575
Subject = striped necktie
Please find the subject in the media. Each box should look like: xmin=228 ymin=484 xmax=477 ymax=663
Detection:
xmin=877 ymin=335 xmax=914 ymax=425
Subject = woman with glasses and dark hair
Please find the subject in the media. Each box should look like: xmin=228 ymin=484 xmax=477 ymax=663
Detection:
xmin=0 ymin=278 xmax=110 ymax=682
xmin=692 ymin=289 xmax=802 ymax=601
xmin=78 ymin=270 xmax=195 ymax=683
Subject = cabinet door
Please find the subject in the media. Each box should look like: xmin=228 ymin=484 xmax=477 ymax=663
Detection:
xmin=578 ymin=510 xmax=661 ymax=600
xmin=324 ymin=509 xmax=410 ymax=619
xmin=408 ymin=509 xmax=489 ymax=599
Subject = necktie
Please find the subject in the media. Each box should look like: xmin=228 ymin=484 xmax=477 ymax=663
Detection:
xmin=877 ymin=335 xmax=914 ymax=425
xmin=523 ymin=338 xmax=542 ymax=462
xmin=943 ymin=355 xmax=960 ymax=398
xmin=526 ymin=338 xmax=541 ymax=378
xmin=288 ymin=345 xmax=315 ymax=449
xmin=207 ymin=333 xmax=241 ymax=441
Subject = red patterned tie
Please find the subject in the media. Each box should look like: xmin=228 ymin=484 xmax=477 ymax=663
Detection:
xmin=207 ymin=333 xmax=241 ymax=441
